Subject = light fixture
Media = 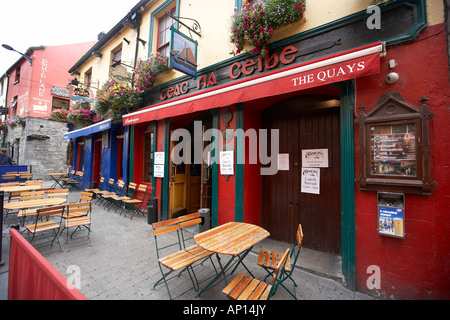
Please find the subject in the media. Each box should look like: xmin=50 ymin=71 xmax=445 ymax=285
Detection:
xmin=91 ymin=51 xmax=102 ymax=58
xmin=2 ymin=44 xmax=33 ymax=65
xmin=386 ymin=59 xmax=399 ymax=84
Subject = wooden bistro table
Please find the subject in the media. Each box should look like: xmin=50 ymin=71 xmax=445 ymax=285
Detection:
xmin=194 ymin=222 xmax=270 ymax=297
xmin=0 ymin=185 xmax=43 ymax=194
xmin=48 ymin=173 xmax=67 ymax=188
xmin=3 ymin=198 xmax=67 ymax=211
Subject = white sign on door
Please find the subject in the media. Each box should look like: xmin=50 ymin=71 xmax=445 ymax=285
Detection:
xmin=301 ymin=167 xmax=320 ymax=194
xmin=302 ymin=149 xmax=328 ymax=168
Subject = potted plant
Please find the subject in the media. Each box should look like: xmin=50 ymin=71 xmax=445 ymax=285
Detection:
xmin=95 ymin=80 xmax=142 ymax=120
xmin=68 ymin=101 xmax=94 ymax=127
xmin=134 ymin=52 xmax=170 ymax=93
xmin=230 ymin=2 xmax=271 ymax=57
xmin=230 ymin=0 xmax=305 ymax=58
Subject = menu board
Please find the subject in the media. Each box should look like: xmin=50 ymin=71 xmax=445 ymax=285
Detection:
xmin=370 ymin=124 xmax=417 ymax=176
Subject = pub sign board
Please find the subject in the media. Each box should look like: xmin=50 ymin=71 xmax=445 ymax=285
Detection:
xmin=169 ymin=26 xmax=198 ymax=78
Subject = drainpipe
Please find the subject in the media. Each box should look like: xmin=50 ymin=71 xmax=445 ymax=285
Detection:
xmin=132 ymin=12 xmax=142 ymax=87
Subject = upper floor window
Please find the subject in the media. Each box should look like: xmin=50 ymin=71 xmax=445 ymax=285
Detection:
xmin=51 ymin=97 xmax=70 ymax=113
xmin=157 ymin=8 xmax=176 ymax=57
xmin=111 ymin=45 xmax=122 ymax=68
xmin=11 ymin=96 xmax=18 ymax=115
xmin=84 ymin=68 xmax=92 ymax=89
xmin=14 ymin=67 xmax=20 ymax=84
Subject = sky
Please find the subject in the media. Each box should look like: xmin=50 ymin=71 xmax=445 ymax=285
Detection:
xmin=0 ymin=0 xmax=140 ymax=75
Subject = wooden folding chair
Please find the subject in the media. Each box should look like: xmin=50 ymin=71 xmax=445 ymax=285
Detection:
xmin=96 ymin=178 xmax=115 ymax=205
xmin=122 ymin=184 xmax=148 ymax=219
xmin=256 ymin=224 xmax=303 ymax=299
xmin=2 ymin=174 xmax=17 ymax=183
xmin=102 ymin=180 xmax=125 ymax=211
xmin=67 ymin=171 xmax=84 ymax=190
xmin=62 ymin=170 xmax=76 ymax=185
xmin=25 ymin=205 xmax=65 ymax=253
xmin=19 ymin=172 xmax=33 ymax=181
xmin=88 ymin=176 xmax=105 ymax=200
xmin=47 ymin=188 xmax=69 ymax=199
xmin=115 ymin=182 xmax=137 ymax=215
xmin=16 ymin=191 xmax=45 ymax=225
xmin=79 ymin=191 xmax=93 ymax=202
xmin=152 ymin=218 xmax=209 ymax=300
xmin=60 ymin=202 xmax=92 ymax=250
xmin=222 ymin=248 xmax=291 ymax=300
xmin=25 ymin=180 xmax=43 ymax=186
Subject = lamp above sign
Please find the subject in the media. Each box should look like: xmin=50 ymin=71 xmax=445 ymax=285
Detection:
xmin=169 ymin=26 xmax=198 ymax=78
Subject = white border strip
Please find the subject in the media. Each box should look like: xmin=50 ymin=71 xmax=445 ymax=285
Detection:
xmin=124 ymin=44 xmax=383 ymax=119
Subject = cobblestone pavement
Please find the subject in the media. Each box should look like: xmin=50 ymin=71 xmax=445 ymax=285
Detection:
xmin=1 ymin=186 xmax=377 ymax=302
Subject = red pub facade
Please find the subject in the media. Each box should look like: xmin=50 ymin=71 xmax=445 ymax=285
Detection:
xmin=123 ymin=1 xmax=449 ymax=299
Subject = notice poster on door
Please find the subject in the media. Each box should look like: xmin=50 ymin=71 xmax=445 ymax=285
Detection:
xmin=154 ymin=165 xmax=164 ymax=178
xmin=154 ymin=152 xmax=165 ymax=165
xmin=220 ymin=150 xmax=234 ymax=175
xmin=301 ymin=168 xmax=320 ymax=194
xmin=302 ymin=149 xmax=328 ymax=168
xmin=154 ymin=152 xmax=165 ymax=178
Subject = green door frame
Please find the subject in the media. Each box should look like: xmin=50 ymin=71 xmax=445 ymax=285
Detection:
xmin=338 ymin=80 xmax=356 ymax=291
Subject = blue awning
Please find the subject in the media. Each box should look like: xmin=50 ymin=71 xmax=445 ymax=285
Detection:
xmin=63 ymin=119 xmax=112 ymax=140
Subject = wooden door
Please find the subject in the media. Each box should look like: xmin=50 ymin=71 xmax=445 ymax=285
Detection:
xmin=262 ymin=105 xmax=341 ymax=254
xmin=169 ymin=132 xmax=188 ymax=217
xmin=188 ymin=164 xmax=201 ymax=212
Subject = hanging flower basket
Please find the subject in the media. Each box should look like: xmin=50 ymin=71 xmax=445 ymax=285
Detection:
xmin=134 ymin=52 xmax=170 ymax=93
xmin=230 ymin=0 xmax=305 ymax=58
xmin=5 ymin=115 xmax=26 ymax=129
xmin=68 ymin=101 xmax=94 ymax=127
xmin=50 ymin=108 xmax=69 ymax=122
xmin=95 ymin=80 xmax=142 ymax=120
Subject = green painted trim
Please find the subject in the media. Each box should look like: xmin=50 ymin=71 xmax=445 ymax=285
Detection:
xmin=148 ymin=0 xmax=180 ymax=57
xmin=151 ymin=120 xmax=157 ymax=197
xmin=273 ymin=0 xmax=427 ymax=48
xmin=235 ymin=0 xmax=243 ymax=12
xmin=235 ymin=103 xmax=244 ymax=222
xmin=162 ymin=118 xmax=172 ymax=220
xmin=211 ymin=109 xmax=219 ymax=227
xmin=338 ymin=80 xmax=356 ymax=291
xmin=129 ymin=125 xmax=135 ymax=182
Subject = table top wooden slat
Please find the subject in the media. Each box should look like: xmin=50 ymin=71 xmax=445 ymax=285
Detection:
xmin=3 ymin=198 xmax=67 ymax=210
xmin=0 ymin=185 xmax=43 ymax=193
xmin=194 ymin=222 xmax=270 ymax=256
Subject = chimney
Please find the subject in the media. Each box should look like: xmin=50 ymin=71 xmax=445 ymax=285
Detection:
xmin=98 ymin=32 xmax=106 ymax=40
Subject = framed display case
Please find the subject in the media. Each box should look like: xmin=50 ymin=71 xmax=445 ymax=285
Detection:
xmin=355 ymin=91 xmax=436 ymax=195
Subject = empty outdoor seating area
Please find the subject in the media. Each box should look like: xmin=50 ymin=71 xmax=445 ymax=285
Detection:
xmin=2 ymin=174 xmax=311 ymax=300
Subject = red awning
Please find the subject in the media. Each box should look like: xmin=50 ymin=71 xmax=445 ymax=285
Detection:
xmin=123 ymin=42 xmax=383 ymax=125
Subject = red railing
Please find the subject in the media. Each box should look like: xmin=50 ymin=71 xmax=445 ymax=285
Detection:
xmin=8 ymin=229 xmax=86 ymax=300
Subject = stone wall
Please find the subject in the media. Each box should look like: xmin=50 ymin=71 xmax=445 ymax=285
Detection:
xmin=4 ymin=117 xmax=70 ymax=180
